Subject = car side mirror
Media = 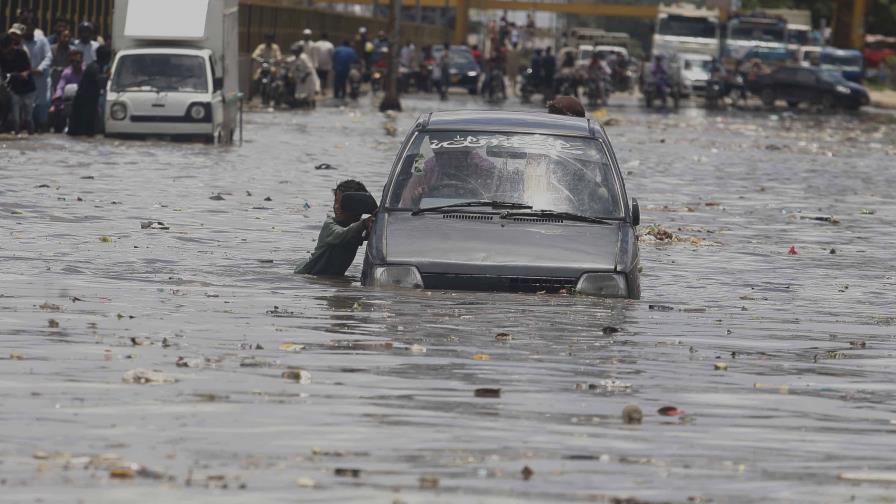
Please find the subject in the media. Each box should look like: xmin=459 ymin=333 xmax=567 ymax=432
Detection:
xmin=631 ymin=198 xmax=640 ymax=227
xmin=341 ymin=192 xmax=379 ymax=215
xmin=213 ymin=77 xmax=224 ymax=91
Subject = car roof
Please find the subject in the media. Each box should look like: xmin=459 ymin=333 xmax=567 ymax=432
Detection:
xmin=421 ymin=110 xmax=598 ymax=138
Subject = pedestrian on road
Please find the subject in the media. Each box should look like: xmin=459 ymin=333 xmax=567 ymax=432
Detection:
xmin=0 ymin=30 xmax=36 ymax=135
xmin=295 ymin=179 xmax=375 ymax=276
xmin=22 ymin=21 xmax=53 ymax=132
xmin=313 ymin=32 xmax=334 ymax=97
xmin=288 ymin=43 xmax=318 ymax=105
xmin=332 ymin=40 xmax=358 ymax=100
xmin=542 ymin=46 xmax=556 ymax=100
xmin=433 ymin=43 xmax=450 ymax=101
xmin=70 ymin=22 xmax=99 ymax=66
xmin=47 ymin=18 xmax=69 ymax=46
xmin=505 ymin=42 xmax=521 ymax=96
xmin=68 ymin=51 xmax=104 ymax=137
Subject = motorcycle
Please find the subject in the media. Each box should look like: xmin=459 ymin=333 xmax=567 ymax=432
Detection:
xmin=348 ymin=65 xmax=363 ymax=100
xmin=484 ymin=68 xmax=506 ymax=103
xmin=254 ymin=58 xmax=277 ymax=106
xmin=704 ymin=77 xmax=723 ymax=110
xmin=554 ymin=69 xmax=580 ymax=98
xmin=519 ymin=67 xmax=536 ymax=104
xmin=50 ymin=83 xmax=78 ymax=133
xmin=644 ymin=74 xmax=679 ymax=110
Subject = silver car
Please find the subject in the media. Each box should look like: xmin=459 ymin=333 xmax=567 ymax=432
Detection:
xmin=361 ymin=110 xmax=641 ymax=299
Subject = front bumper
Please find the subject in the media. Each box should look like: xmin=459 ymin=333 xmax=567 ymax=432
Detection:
xmin=105 ymin=119 xmax=214 ymax=136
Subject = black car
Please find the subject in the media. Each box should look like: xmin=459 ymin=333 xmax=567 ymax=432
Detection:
xmin=751 ymin=66 xmax=870 ymax=110
xmin=433 ymin=45 xmax=481 ymax=94
xmin=360 ymin=111 xmax=641 ymax=299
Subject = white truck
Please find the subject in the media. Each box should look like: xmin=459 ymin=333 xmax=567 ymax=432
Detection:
xmin=651 ymin=3 xmax=721 ymax=59
xmin=105 ymin=0 xmax=239 ymax=143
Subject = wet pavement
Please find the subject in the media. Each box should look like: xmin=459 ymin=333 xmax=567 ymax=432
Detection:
xmin=2 ymin=93 xmax=896 ymax=503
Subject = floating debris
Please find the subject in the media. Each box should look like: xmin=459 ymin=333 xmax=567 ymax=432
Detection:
xmin=714 ymin=362 xmax=729 ymax=371
xmin=649 ymin=304 xmax=675 ymax=312
xmin=657 ymin=406 xmax=683 ymax=417
xmin=474 ymin=388 xmax=501 ymax=398
xmin=521 ymin=465 xmax=535 ymax=480
xmin=209 ymin=193 xmax=225 ymax=201
xmin=281 ymin=369 xmax=312 ymax=384
xmin=39 ymin=302 xmax=62 ymax=312
xmin=140 ymin=221 xmax=170 ymax=230
xmin=122 ymin=368 xmax=177 ymax=385
xmin=419 ymin=475 xmax=440 ymax=489
xmin=472 ymin=353 xmax=491 ymax=361
xmin=601 ymin=326 xmax=621 ymax=335
xmin=99 ymin=235 xmax=113 ymax=243
xmin=296 ymin=477 xmax=316 ymax=488
xmin=279 ymin=342 xmax=305 ymax=352
xmin=495 ymin=332 xmax=512 ymax=342
xmin=334 ymin=468 xmax=362 ymax=478
xmin=47 ymin=319 xmax=59 ymax=328
xmin=622 ymin=404 xmax=643 ymax=425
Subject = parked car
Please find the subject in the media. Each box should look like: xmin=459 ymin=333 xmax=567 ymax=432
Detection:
xmin=740 ymin=46 xmax=791 ymax=68
xmin=432 ymin=45 xmax=480 ymax=94
xmin=360 ymin=110 xmax=641 ymax=299
xmin=750 ymin=65 xmax=870 ymax=110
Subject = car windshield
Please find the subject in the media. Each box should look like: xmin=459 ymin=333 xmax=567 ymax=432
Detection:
xmin=730 ymin=23 xmax=786 ymax=42
xmin=111 ymin=54 xmax=208 ymax=93
xmin=657 ymin=15 xmax=717 ymax=38
xmin=787 ymin=29 xmax=810 ymax=45
xmin=387 ymin=131 xmax=624 ymax=219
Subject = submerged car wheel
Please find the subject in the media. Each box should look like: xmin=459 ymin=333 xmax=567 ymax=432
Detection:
xmin=821 ymin=93 xmax=835 ymax=111
xmin=761 ymin=88 xmax=776 ymax=107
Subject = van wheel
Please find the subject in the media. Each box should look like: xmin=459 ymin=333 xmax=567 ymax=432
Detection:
xmin=821 ymin=93 xmax=835 ymax=111
xmin=761 ymin=88 xmax=775 ymax=107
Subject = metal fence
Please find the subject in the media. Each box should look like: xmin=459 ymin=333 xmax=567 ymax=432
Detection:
xmin=1 ymin=0 xmax=451 ymax=52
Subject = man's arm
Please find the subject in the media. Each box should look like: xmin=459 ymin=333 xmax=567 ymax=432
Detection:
xmin=319 ymin=219 xmax=366 ymax=246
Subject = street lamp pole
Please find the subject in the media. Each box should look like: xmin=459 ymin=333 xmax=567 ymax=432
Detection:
xmin=379 ymin=0 xmax=403 ymax=111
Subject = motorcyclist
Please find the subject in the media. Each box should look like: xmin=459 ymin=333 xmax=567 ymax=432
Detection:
xmin=555 ymin=50 xmax=580 ymax=97
xmin=651 ymin=54 xmax=670 ymax=103
xmin=251 ymin=34 xmax=282 ymax=77
xmin=586 ymin=54 xmax=610 ymax=106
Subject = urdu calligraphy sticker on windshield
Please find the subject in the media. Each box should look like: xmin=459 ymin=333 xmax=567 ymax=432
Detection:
xmin=430 ymin=135 xmax=585 ymax=155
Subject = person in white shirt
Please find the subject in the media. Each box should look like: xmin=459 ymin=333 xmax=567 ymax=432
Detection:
xmin=313 ymin=32 xmax=335 ymax=96
xmin=70 ymin=22 xmax=99 ymax=65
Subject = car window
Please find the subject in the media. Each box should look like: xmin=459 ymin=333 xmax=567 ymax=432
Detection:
xmin=774 ymin=67 xmax=797 ymax=82
xmin=795 ymin=69 xmax=817 ymax=85
xmin=387 ymin=131 xmax=624 ymax=218
xmin=111 ymin=54 xmax=209 ymax=93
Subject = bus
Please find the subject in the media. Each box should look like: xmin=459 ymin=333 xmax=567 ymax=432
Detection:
xmin=724 ymin=14 xmax=788 ymax=63
xmin=651 ymin=3 xmax=721 ymax=59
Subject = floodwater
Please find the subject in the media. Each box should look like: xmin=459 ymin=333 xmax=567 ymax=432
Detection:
xmin=2 ymin=94 xmax=896 ymax=503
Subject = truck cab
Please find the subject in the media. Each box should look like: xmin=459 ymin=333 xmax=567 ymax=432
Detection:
xmin=104 ymin=0 xmax=238 ymax=143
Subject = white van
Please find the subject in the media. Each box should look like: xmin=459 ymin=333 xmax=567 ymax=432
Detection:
xmin=105 ymin=0 xmax=239 ymax=143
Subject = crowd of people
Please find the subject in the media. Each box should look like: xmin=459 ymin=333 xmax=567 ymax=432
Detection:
xmin=250 ymin=15 xmax=632 ymax=109
xmin=0 ymin=9 xmax=110 ymax=136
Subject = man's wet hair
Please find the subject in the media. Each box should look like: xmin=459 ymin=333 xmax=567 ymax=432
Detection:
xmin=335 ymin=179 xmax=368 ymax=195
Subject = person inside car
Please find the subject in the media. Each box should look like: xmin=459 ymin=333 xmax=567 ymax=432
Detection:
xmin=399 ymin=147 xmax=497 ymax=207
xmin=295 ymin=180 xmax=375 ymax=276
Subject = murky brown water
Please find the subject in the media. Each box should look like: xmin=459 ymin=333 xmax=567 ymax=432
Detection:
xmin=2 ymin=94 xmax=896 ymax=503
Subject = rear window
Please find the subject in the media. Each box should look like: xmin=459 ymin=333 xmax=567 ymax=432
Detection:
xmin=387 ymin=131 xmax=624 ymax=219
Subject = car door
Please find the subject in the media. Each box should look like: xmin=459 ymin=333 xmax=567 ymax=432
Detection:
xmin=772 ymin=67 xmax=796 ymax=100
xmin=793 ymin=68 xmax=819 ymax=103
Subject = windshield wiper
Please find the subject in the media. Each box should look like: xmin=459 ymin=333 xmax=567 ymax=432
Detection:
xmin=499 ymin=210 xmax=616 ymax=225
xmin=411 ymin=200 xmax=532 ymax=216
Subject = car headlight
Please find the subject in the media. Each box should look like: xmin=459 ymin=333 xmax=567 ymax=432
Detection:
xmin=189 ymin=103 xmax=207 ymax=120
xmin=835 ymin=84 xmax=851 ymax=95
xmin=466 ymin=71 xmax=478 ymax=77
xmin=371 ymin=266 xmax=424 ymax=289
xmin=576 ymin=273 xmax=628 ymax=297
xmin=110 ymin=102 xmax=127 ymax=121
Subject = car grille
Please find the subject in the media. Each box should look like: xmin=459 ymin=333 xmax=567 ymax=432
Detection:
xmin=442 ymin=213 xmax=494 ymax=221
xmin=421 ymin=274 xmax=577 ymax=293
xmin=509 ymin=216 xmax=564 ymax=224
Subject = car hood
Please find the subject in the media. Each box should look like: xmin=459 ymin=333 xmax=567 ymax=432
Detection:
xmin=381 ymin=212 xmax=621 ymax=277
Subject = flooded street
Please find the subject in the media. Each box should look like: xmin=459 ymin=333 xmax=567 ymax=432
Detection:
xmin=2 ymin=95 xmax=896 ymax=503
